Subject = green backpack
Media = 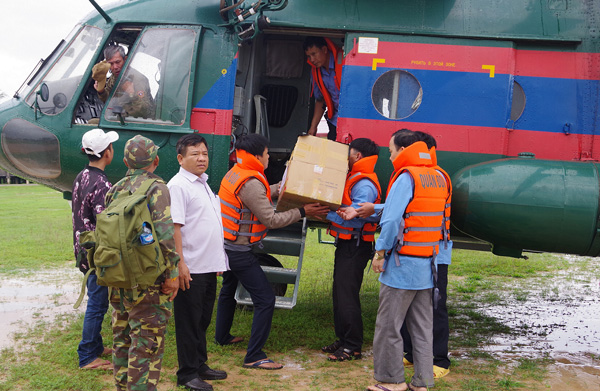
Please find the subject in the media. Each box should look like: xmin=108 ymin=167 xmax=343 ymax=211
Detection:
xmin=74 ymin=178 xmax=167 ymax=308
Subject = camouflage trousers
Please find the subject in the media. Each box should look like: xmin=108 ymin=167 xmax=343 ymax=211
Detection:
xmin=110 ymin=284 xmax=172 ymax=391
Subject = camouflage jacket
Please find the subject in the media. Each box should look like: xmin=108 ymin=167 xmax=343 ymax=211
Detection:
xmin=105 ymin=169 xmax=179 ymax=281
xmin=99 ymin=67 xmax=155 ymax=119
xmin=72 ymin=165 xmax=112 ymax=273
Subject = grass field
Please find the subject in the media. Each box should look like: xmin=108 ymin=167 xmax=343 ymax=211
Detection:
xmin=0 ymin=184 xmax=585 ymax=390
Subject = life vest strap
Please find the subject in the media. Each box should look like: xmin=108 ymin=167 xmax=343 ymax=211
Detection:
xmin=404 ymin=210 xmax=444 ymax=218
xmin=402 ymin=240 xmax=440 ymax=247
xmin=404 ymin=226 xmax=442 ymax=233
xmin=220 ymin=199 xmax=251 ymax=214
xmin=223 ymin=226 xmax=268 ymax=238
xmin=221 ymin=212 xmax=258 ymax=226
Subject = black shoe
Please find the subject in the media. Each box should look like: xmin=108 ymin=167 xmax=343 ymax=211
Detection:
xmin=177 ymin=377 xmax=213 ymax=391
xmin=198 ymin=368 xmax=228 ymax=380
xmin=321 ymin=340 xmax=342 ymax=353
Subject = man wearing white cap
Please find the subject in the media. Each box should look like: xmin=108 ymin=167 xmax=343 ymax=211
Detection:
xmin=72 ymin=127 xmax=119 ymax=370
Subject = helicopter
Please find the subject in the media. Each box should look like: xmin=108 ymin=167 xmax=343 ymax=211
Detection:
xmin=0 ymin=0 xmax=599 ymax=263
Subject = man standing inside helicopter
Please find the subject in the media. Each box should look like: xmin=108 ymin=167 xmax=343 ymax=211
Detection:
xmin=304 ymin=36 xmax=342 ymax=141
xmin=91 ymin=44 xmax=155 ymax=119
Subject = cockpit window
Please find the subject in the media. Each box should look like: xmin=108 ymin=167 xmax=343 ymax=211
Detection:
xmin=25 ymin=26 xmax=103 ymax=115
xmin=104 ymin=28 xmax=196 ymax=126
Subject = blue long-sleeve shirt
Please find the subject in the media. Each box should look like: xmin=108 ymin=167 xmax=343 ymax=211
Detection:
xmin=370 ymin=198 xmax=452 ymax=265
xmin=312 ymin=53 xmax=340 ymax=127
xmin=375 ymin=172 xmax=434 ymax=290
xmin=327 ymin=178 xmax=378 ymax=227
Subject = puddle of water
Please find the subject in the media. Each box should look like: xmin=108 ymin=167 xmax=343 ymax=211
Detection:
xmin=476 ymin=255 xmax=600 ymax=388
xmin=0 ymin=267 xmax=84 ymax=349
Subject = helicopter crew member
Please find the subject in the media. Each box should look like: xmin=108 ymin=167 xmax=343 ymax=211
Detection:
xmin=168 ymin=134 xmax=229 ymax=391
xmin=323 ymin=138 xmax=381 ymax=362
xmin=366 ymin=130 xmax=450 ymax=391
xmin=215 ymin=133 xmax=329 ymax=370
xmin=106 ymin=135 xmax=179 ymax=391
xmin=72 ymin=128 xmax=119 ymax=371
xmin=304 ymin=36 xmax=342 ymax=141
xmin=91 ymin=45 xmax=155 ymax=119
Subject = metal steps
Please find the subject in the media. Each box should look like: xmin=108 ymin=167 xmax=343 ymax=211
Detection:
xmin=234 ymin=219 xmax=307 ymax=309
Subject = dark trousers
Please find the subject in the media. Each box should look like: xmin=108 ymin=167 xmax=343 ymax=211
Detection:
xmin=215 ymin=250 xmax=275 ymax=363
xmin=327 ymin=121 xmax=337 ymax=141
xmin=333 ymin=238 xmax=372 ymax=352
xmin=174 ymin=273 xmax=217 ymax=383
xmin=402 ymin=264 xmax=450 ymax=369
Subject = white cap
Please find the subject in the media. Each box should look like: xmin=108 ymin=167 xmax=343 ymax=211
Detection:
xmin=81 ymin=128 xmax=119 ymax=157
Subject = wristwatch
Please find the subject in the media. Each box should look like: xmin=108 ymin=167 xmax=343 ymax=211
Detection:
xmin=373 ymin=252 xmax=385 ymax=260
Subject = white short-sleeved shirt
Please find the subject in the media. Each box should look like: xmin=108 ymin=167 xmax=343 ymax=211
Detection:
xmin=168 ymin=168 xmax=229 ymax=273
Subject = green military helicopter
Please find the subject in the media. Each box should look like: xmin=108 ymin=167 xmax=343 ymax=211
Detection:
xmin=0 ymin=0 xmax=599 ymax=306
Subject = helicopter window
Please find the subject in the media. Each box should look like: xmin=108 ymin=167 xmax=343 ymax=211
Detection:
xmin=510 ymin=80 xmax=526 ymax=121
xmin=371 ymin=70 xmax=422 ymax=119
xmin=104 ymin=28 xmax=196 ymax=125
xmin=25 ymin=26 xmax=103 ymax=116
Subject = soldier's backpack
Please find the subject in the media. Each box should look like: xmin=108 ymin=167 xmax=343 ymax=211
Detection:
xmin=74 ymin=178 xmax=167 ymax=308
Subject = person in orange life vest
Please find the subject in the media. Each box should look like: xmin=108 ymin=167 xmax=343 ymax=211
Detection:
xmin=364 ymin=130 xmax=450 ymax=391
xmin=215 ymin=133 xmax=330 ymax=370
xmin=340 ymin=130 xmax=453 ymax=379
xmin=399 ymin=131 xmax=452 ymax=379
xmin=304 ymin=36 xmax=342 ymax=141
xmin=321 ymin=138 xmax=381 ymax=362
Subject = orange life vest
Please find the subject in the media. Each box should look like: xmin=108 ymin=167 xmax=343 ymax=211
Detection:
xmin=429 ymin=146 xmax=452 ymax=243
xmin=219 ymin=149 xmax=271 ymax=244
xmin=308 ymin=37 xmax=343 ymax=120
xmin=387 ymin=141 xmax=450 ymax=258
xmin=329 ymin=155 xmax=382 ymax=242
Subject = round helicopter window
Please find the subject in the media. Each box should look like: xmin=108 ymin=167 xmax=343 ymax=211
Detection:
xmin=372 ymin=70 xmax=422 ymax=119
xmin=510 ymin=80 xmax=526 ymax=121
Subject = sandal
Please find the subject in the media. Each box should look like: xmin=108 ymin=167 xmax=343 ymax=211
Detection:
xmin=327 ymin=347 xmax=362 ymax=361
xmin=365 ymin=384 xmax=408 ymax=391
xmin=321 ymin=340 xmax=342 ymax=353
xmin=80 ymin=357 xmax=112 ymax=370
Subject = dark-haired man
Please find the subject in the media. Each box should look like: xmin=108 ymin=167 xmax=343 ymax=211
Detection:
xmin=167 ymin=134 xmax=229 ymax=391
xmin=340 ymin=130 xmax=453 ymax=379
xmin=304 ymin=36 xmax=343 ymax=140
xmin=365 ymin=129 xmax=451 ymax=391
xmin=72 ymin=127 xmax=118 ymax=370
xmin=215 ymin=133 xmax=330 ymax=370
xmin=323 ymin=138 xmax=381 ymax=362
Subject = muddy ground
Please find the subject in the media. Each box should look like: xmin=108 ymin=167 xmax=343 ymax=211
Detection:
xmin=0 ymin=256 xmax=598 ymax=390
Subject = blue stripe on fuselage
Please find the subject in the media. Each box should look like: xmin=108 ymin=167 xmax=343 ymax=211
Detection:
xmin=339 ymin=65 xmax=599 ymax=135
xmin=194 ymin=58 xmax=237 ymax=110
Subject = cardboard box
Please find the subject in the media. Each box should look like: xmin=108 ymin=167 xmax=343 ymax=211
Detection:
xmin=276 ymin=135 xmax=348 ymax=212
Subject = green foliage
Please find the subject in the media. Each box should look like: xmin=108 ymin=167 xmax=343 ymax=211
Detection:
xmin=0 ymin=185 xmax=73 ymax=273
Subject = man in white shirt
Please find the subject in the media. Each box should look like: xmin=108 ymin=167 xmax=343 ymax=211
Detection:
xmin=168 ymin=134 xmax=229 ymax=391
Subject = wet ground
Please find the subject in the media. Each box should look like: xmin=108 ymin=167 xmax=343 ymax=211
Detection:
xmin=476 ymin=254 xmax=600 ymax=389
xmin=0 ymin=265 xmax=84 ymax=349
xmin=0 ymin=256 xmax=599 ymax=389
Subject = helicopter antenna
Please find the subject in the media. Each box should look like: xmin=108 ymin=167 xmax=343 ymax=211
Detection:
xmin=88 ymin=0 xmax=112 ymax=24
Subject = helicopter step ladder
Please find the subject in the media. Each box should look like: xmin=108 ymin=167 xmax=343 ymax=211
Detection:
xmin=234 ymin=219 xmax=308 ymax=309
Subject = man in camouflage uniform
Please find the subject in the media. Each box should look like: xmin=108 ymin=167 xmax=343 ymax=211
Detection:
xmin=92 ymin=45 xmax=155 ymax=119
xmin=105 ymin=135 xmax=179 ymax=390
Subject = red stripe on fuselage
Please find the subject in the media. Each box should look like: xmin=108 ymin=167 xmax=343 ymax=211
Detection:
xmin=190 ymin=108 xmax=232 ymax=136
xmin=337 ymin=117 xmax=598 ymax=161
xmin=349 ymin=41 xmax=599 ymax=80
